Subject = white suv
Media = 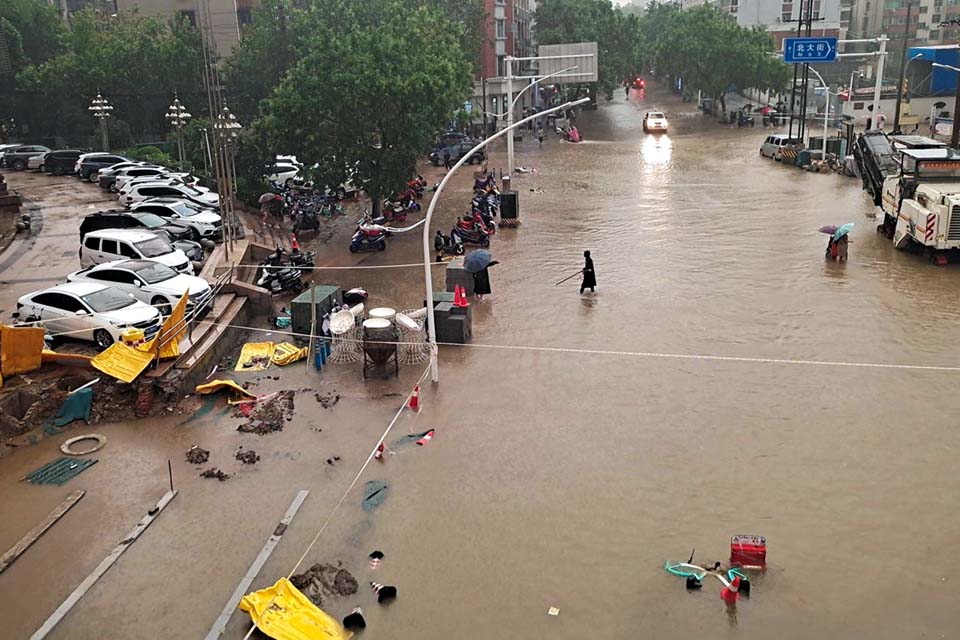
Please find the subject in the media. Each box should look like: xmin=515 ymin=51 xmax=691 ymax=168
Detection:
xmin=122 ymin=182 xmax=220 ymax=208
xmin=80 ymin=229 xmax=193 ymax=274
xmin=131 ymin=199 xmax=222 ymax=241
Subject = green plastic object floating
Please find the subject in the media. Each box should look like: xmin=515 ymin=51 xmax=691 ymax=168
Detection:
xmin=664 ymin=561 xmax=706 ymax=581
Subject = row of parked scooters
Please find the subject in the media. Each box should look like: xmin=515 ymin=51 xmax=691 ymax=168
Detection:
xmin=434 ymin=174 xmax=501 ymax=257
xmin=348 ymin=175 xmax=430 ymax=253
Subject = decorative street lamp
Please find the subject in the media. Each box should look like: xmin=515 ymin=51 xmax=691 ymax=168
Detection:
xmin=88 ymin=91 xmax=113 ymax=151
xmin=213 ymin=105 xmax=242 ymax=252
xmin=165 ymin=95 xmax=192 ymax=167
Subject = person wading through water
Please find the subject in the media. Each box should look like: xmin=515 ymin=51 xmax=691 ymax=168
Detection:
xmin=580 ymin=250 xmax=596 ymax=294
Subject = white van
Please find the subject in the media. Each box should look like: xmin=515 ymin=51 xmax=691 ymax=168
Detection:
xmin=760 ymin=135 xmax=801 ymax=160
xmin=80 ymin=229 xmax=193 ymax=274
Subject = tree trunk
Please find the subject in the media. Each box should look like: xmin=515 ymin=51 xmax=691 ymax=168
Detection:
xmin=371 ymin=193 xmax=381 ymax=218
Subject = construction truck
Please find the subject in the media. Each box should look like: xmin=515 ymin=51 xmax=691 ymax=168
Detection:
xmin=879 ymin=146 xmax=960 ymax=260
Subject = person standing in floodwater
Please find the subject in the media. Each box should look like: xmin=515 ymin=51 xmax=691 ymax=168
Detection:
xmin=580 ymin=250 xmax=596 ymax=294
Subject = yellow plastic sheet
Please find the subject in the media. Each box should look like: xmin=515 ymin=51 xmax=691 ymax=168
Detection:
xmin=41 ymin=349 xmax=93 ymax=366
xmin=0 ymin=324 xmax=46 ymax=376
xmin=239 ymin=578 xmax=352 ymax=640
xmin=272 ymin=342 xmax=308 ymax=367
xmin=138 ymin=292 xmax=189 ymax=360
xmin=195 ymin=379 xmax=257 ymax=402
xmin=236 ymin=342 xmax=275 ymax=371
xmin=90 ymin=343 xmax=155 ymax=383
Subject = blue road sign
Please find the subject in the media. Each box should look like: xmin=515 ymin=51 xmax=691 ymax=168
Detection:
xmin=783 ymin=37 xmax=838 ymax=64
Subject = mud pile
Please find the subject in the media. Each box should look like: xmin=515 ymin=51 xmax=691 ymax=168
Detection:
xmin=186 ymin=446 xmax=210 ymax=464
xmin=235 ymin=448 xmax=260 ymax=464
xmin=237 ymin=390 xmax=295 ymax=435
xmin=200 ymin=468 xmax=232 ymax=481
xmin=290 ymin=562 xmax=358 ymax=607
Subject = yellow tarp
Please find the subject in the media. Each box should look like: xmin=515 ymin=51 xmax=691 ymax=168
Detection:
xmin=236 ymin=341 xmax=275 ymax=371
xmin=138 ymin=292 xmax=189 ymax=360
xmin=0 ymin=324 xmax=46 ymax=377
xmin=272 ymin=342 xmax=308 ymax=367
xmin=195 ymin=379 xmax=257 ymax=402
xmin=239 ymin=578 xmax=352 ymax=640
xmin=41 ymin=349 xmax=93 ymax=366
xmin=90 ymin=342 xmax=155 ymax=383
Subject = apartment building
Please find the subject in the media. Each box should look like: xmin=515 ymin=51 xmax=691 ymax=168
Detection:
xmin=721 ymin=0 xmax=843 ymax=47
xmin=114 ymin=0 xmax=259 ymax=57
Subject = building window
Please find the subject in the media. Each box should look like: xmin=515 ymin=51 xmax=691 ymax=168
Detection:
xmin=495 ymin=0 xmax=505 ymax=4
xmin=933 ymin=13 xmax=942 ymax=21
xmin=178 ymin=10 xmax=196 ymax=27
xmin=237 ymin=8 xmax=252 ymax=25
xmin=497 ymin=55 xmax=506 ymax=78
xmin=496 ymin=19 xmax=506 ymax=39
xmin=782 ymin=11 xmax=793 ymax=20
xmin=930 ymin=29 xmax=940 ymax=38
xmin=919 ymin=4 xmax=928 ymax=11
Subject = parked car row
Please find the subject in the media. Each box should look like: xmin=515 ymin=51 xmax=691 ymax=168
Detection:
xmin=6 ymin=145 xmax=219 ymax=350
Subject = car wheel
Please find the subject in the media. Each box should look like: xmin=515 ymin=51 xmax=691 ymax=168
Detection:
xmin=481 ymin=236 xmax=490 ymax=248
xmin=336 ymin=187 xmax=346 ymax=200
xmin=151 ymin=296 xmax=173 ymax=316
xmin=11 ymin=159 xmax=26 ymax=171
xmin=190 ymin=227 xmax=203 ymax=242
xmin=94 ymin=329 xmax=114 ymax=350
xmin=89 ymin=171 xmax=100 ymax=183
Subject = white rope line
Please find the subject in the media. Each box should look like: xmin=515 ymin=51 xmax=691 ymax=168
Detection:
xmin=241 ymin=364 xmax=432 ymax=640
xmin=190 ymin=318 xmax=960 ymax=373
xmin=231 ymin=260 xmax=450 ymax=270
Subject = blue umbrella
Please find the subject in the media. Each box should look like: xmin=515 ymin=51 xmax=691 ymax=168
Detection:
xmin=463 ymin=249 xmax=493 ymax=273
xmin=833 ymin=223 xmax=854 ymax=241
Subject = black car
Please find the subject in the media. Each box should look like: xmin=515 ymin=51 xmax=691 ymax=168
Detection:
xmin=79 ymin=210 xmax=193 ymax=243
xmin=42 ymin=149 xmax=83 ymax=176
xmin=3 ymin=145 xmax=50 ymax=170
xmin=428 ymin=141 xmax=485 ymax=166
xmin=77 ymin=153 xmax=128 ymax=182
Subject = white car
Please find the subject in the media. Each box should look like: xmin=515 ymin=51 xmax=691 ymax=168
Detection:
xmin=117 ymin=172 xmax=195 ymax=197
xmin=131 ymin=198 xmax=222 ymax=241
xmin=643 ymin=111 xmax=669 ymax=133
xmin=264 ymin=161 xmax=301 ymax=186
xmin=14 ymin=282 xmax=162 ymax=350
xmin=80 ymin=228 xmax=193 ymax=274
xmin=122 ymin=181 xmax=219 ymax=208
xmin=67 ymin=259 xmax=212 ymax=315
xmin=114 ymin=168 xmax=192 ymax=192
xmin=28 ymin=153 xmax=46 ymax=170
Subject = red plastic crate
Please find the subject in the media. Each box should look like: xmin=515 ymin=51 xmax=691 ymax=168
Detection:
xmin=730 ymin=534 xmax=766 ymax=569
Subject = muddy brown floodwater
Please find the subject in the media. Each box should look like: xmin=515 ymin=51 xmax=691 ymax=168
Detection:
xmin=2 ymin=82 xmax=960 ymax=639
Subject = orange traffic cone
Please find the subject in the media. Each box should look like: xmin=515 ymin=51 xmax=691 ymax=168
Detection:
xmin=452 ymin=285 xmax=462 ymax=306
xmin=374 ymin=442 xmax=385 ymax=461
xmin=455 ymin=285 xmax=469 ymax=307
xmin=416 ymin=429 xmax=435 ymax=446
xmin=408 ymin=385 xmax=421 ymax=412
xmin=720 ymin=576 xmax=741 ymax=605
xmin=291 ymin=234 xmax=300 ymax=251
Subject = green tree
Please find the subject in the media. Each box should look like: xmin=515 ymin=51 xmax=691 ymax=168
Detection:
xmin=0 ymin=0 xmax=64 ymax=69
xmin=251 ymin=0 xmax=472 ymax=212
xmin=14 ymin=10 xmax=203 ymax=145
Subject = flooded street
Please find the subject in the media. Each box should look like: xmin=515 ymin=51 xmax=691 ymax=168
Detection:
xmin=2 ymin=81 xmax=960 ymax=638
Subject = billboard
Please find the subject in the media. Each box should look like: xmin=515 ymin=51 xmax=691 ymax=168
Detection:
xmin=536 ymin=42 xmax=598 ymax=84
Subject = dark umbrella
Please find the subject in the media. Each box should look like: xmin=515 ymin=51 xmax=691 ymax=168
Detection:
xmin=463 ymin=250 xmax=494 ymax=273
xmin=818 ymin=225 xmax=838 ymax=235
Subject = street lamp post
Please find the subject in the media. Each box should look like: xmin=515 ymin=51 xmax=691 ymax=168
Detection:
xmin=88 ymin=91 xmax=113 ymax=152
xmin=805 ymin=66 xmax=835 ymax=162
xmin=894 ymin=52 xmax=923 ymax=132
xmin=213 ymin=105 xmax=242 ymax=255
xmin=165 ymin=95 xmax=192 ymax=168
xmin=932 ymin=62 xmax=960 ymax=147
xmin=421 ymin=97 xmax=590 ymax=383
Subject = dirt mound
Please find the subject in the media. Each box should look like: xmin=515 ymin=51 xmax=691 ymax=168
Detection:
xmin=235 ymin=448 xmax=260 ymax=464
xmin=290 ymin=562 xmax=358 ymax=607
xmin=314 ymin=392 xmax=340 ymax=408
xmin=237 ymin=390 xmax=295 ymax=435
xmin=186 ymin=446 xmax=210 ymax=464
xmin=200 ymin=468 xmax=232 ymax=481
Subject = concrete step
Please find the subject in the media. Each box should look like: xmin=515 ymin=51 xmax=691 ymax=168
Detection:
xmin=144 ymin=292 xmax=237 ymax=379
xmin=176 ymin=295 xmax=246 ymax=371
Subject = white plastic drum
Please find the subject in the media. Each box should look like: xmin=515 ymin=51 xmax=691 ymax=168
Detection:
xmin=330 ymin=310 xmax=355 ymax=335
xmin=362 ymin=317 xmax=394 ymax=339
xmin=368 ymin=307 xmax=397 ymax=322
xmin=349 ymin=303 xmax=364 ymax=318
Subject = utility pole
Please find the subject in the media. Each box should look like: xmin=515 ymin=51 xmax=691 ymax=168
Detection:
xmin=893 ymin=3 xmax=914 ymax=132
xmin=506 ymin=56 xmax=515 ymax=178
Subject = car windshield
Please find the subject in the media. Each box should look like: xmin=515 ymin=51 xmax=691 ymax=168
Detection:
xmin=172 ymin=203 xmax=203 ymax=217
xmin=179 ymin=185 xmax=203 ymax=196
xmin=649 ymin=112 xmax=665 ymax=119
xmin=132 ymin=261 xmax=177 ymax=284
xmin=133 ymin=213 xmax=167 ymax=229
xmin=81 ymin=288 xmax=136 ymax=313
xmin=134 ymin=237 xmax=173 ymax=257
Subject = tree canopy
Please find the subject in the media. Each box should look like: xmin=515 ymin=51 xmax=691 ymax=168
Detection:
xmin=11 ymin=10 xmax=203 ymax=145
xmin=249 ymin=0 xmax=472 ymax=204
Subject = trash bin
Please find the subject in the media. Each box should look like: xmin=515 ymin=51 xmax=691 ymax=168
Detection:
xmin=500 ymin=191 xmax=519 ymax=226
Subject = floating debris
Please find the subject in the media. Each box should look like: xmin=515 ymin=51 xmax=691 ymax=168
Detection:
xmin=290 ymin=562 xmax=358 ymax=607
xmin=362 ymin=480 xmax=389 ymax=512
xmin=186 ymin=446 xmax=210 ymax=464
xmin=314 ymin=392 xmax=340 ymax=408
xmin=200 ymin=468 xmax=232 ymax=481
xmin=235 ymin=448 xmax=260 ymax=465
xmin=237 ymin=390 xmax=296 ymax=435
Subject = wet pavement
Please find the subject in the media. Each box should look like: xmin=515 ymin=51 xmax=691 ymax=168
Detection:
xmin=2 ymin=82 xmax=960 ymax=638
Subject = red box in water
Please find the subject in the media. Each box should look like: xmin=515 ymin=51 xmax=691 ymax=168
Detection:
xmin=730 ymin=535 xmax=767 ymax=569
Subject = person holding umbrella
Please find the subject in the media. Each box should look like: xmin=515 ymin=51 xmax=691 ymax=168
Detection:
xmin=833 ymin=223 xmax=854 ymax=262
xmin=463 ymin=249 xmax=498 ymax=302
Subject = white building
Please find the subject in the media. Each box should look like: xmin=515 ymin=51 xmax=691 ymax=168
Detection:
xmin=721 ymin=0 xmax=842 ymax=47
